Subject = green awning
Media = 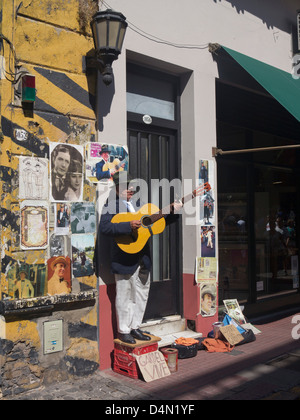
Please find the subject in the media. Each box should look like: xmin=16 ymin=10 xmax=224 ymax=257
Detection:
xmin=221 ymin=46 xmax=300 ymax=123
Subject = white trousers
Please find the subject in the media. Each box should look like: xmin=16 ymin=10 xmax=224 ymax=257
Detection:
xmin=115 ymin=265 xmax=150 ymax=334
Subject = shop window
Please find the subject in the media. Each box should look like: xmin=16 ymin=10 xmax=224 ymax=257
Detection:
xmin=217 ymin=159 xmax=250 ymax=304
xmin=254 ymin=166 xmax=299 ymax=297
xmin=216 ymin=75 xmax=300 ymax=307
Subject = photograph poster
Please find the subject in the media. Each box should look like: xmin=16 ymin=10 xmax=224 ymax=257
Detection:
xmin=7 ymin=263 xmax=47 ymax=299
xmin=47 ymin=256 xmax=72 ymax=296
xmin=86 ymin=143 xmax=129 ymax=184
xmin=199 ymin=280 xmax=217 ymax=317
xmin=49 ymin=233 xmax=71 ymax=259
xmin=199 ymin=159 xmax=215 ymax=226
xmin=201 ymin=226 xmax=216 ymax=258
xmin=71 ymin=202 xmax=96 ymax=234
xmin=50 ymin=143 xmax=83 ymax=202
xmin=71 ymin=234 xmax=95 ymax=278
xmin=55 ymin=203 xmax=70 ymax=235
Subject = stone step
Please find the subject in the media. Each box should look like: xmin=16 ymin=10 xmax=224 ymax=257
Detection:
xmin=141 ymin=315 xmax=202 ymax=348
xmin=141 ymin=315 xmax=185 ymax=336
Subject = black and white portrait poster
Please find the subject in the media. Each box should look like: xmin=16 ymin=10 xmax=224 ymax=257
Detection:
xmin=70 ymin=202 xmax=96 ymax=234
xmin=49 ymin=232 xmax=71 ymax=259
xmin=19 ymin=157 xmax=48 ymax=200
xmin=50 ymin=143 xmax=84 ymax=202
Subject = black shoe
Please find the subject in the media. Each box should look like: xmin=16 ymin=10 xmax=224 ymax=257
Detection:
xmin=131 ymin=329 xmax=151 ymax=341
xmin=118 ymin=333 xmax=136 ymax=344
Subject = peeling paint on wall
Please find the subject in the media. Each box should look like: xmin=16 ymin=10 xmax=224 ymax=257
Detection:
xmin=0 ymin=0 xmax=100 ymax=396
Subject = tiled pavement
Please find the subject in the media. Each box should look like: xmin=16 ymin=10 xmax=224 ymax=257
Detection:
xmin=3 ymin=310 xmax=300 ymax=401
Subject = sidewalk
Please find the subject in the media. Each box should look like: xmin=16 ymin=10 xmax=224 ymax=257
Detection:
xmin=2 ymin=311 xmax=300 ymax=401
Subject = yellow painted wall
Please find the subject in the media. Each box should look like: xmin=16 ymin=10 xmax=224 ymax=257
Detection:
xmin=1 ymin=0 xmax=98 ymax=298
xmin=0 ymin=0 xmax=100 ymax=394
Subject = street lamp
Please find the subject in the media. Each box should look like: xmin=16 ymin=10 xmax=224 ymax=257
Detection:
xmin=91 ymin=9 xmax=128 ymax=86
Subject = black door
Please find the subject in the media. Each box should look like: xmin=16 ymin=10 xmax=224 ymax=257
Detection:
xmin=127 ymin=126 xmax=182 ymax=320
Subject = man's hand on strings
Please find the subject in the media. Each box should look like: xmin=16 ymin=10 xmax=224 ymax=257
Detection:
xmin=130 ymin=220 xmax=141 ymax=231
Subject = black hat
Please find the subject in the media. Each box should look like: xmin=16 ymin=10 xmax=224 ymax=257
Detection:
xmin=99 ymin=144 xmax=111 ymax=154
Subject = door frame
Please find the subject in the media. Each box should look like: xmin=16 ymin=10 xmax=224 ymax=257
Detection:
xmin=126 ymin=62 xmax=183 ymax=320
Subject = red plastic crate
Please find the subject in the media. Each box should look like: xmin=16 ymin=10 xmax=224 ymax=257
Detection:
xmin=114 ymin=341 xmax=158 ymax=356
xmin=113 ymin=348 xmax=139 ymax=379
xmin=113 ymin=341 xmax=159 ymax=379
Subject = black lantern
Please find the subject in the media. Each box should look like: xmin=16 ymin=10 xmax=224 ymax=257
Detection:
xmin=91 ymin=9 xmax=128 ymax=86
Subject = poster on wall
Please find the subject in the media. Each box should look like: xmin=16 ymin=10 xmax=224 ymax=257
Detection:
xmin=71 ymin=202 xmax=96 ymax=234
xmin=7 ymin=263 xmax=47 ymax=299
xmin=49 ymin=233 xmax=71 ymax=259
xmin=71 ymin=234 xmax=95 ymax=278
xmin=20 ymin=201 xmax=49 ymax=250
xmin=85 ymin=143 xmax=129 ymax=184
xmin=54 ymin=203 xmax=70 ymax=235
xmin=196 ymin=256 xmax=217 ymax=283
xmin=50 ymin=142 xmax=84 ymax=202
xmin=47 ymin=256 xmax=72 ymax=296
xmin=19 ymin=156 xmax=49 ymax=200
xmin=199 ymin=280 xmax=217 ymax=317
xmin=199 ymin=159 xmax=215 ymax=226
xmin=201 ymin=226 xmax=216 ymax=258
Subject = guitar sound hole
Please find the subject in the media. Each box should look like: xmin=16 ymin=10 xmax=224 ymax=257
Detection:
xmin=142 ymin=216 xmax=152 ymax=227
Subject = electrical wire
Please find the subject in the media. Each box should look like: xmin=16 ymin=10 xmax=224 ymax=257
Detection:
xmin=0 ymin=34 xmax=27 ymax=84
xmin=101 ymin=0 xmax=210 ymax=51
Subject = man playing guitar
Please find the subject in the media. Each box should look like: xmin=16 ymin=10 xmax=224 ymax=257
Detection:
xmin=96 ymin=172 xmax=182 ymax=345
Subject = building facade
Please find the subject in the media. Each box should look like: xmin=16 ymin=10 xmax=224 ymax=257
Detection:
xmin=96 ymin=0 xmax=300 ymax=368
xmin=1 ymin=0 xmax=300 ymax=396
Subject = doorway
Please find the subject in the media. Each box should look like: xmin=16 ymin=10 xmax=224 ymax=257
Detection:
xmin=126 ymin=63 xmax=182 ymax=321
xmin=127 ymin=127 xmax=182 ymax=320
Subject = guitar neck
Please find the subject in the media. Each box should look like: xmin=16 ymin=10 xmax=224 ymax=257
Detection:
xmin=149 ymin=188 xmax=203 ymax=224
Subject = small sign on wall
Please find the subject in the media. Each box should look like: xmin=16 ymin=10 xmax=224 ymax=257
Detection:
xmin=43 ymin=320 xmax=63 ymax=355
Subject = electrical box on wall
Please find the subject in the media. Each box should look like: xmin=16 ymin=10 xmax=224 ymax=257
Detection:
xmin=43 ymin=320 xmax=63 ymax=355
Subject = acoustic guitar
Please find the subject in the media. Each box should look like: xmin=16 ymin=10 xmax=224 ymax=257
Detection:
xmin=111 ymin=182 xmax=211 ymax=254
xmin=103 ymin=157 xmax=128 ymax=174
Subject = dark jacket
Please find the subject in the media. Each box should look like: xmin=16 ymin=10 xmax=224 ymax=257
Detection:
xmin=95 ymin=159 xmax=111 ymax=181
